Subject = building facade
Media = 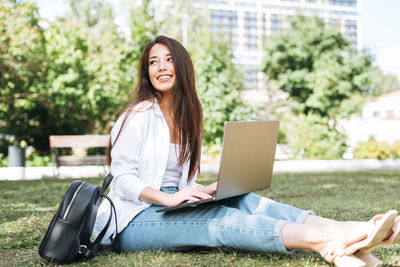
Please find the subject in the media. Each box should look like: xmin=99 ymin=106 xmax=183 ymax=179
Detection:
xmin=192 ymin=0 xmax=361 ymax=91
xmin=363 ymin=90 xmax=400 ymax=120
xmin=340 ymin=90 xmax=400 ymax=151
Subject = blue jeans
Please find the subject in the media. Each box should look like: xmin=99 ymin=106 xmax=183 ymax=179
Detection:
xmin=116 ymin=187 xmax=314 ymax=253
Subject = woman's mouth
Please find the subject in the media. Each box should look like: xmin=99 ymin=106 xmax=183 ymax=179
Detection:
xmin=157 ymin=75 xmax=172 ymax=81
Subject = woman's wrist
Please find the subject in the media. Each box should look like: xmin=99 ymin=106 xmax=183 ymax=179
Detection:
xmin=139 ymin=186 xmax=172 ymax=206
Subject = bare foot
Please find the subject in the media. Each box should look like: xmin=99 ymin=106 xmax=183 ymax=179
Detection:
xmin=317 ymin=221 xmax=369 ymax=262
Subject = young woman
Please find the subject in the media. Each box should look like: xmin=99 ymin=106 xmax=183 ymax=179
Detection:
xmin=94 ymin=35 xmax=400 ymax=267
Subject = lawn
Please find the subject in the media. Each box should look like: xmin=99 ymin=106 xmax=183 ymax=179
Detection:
xmin=1 ymin=170 xmax=400 ymax=266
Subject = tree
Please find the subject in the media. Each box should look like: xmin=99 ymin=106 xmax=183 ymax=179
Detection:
xmin=193 ymin=32 xmax=251 ymax=148
xmin=368 ymin=66 xmax=400 ymax=97
xmin=262 ymin=16 xmax=372 ymax=159
xmin=281 ymin=113 xmax=347 ymax=159
xmin=0 ymin=0 xmax=131 ymax=153
xmin=0 ymin=0 xmax=46 ymax=149
xmin=263 ymin=16 xmax=372 ymax=122
xmin=127 ymin=0 xmax=158 ymax=65
xmin=35 ymin=0 xmax=133 ymax=151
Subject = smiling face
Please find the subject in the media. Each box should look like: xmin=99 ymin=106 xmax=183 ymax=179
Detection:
xmin=148 ymin=43 xmax=176 ymax=96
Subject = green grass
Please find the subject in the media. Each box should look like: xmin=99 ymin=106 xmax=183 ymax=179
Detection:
xmin=1 ymin=170 xmax=400 ymax=266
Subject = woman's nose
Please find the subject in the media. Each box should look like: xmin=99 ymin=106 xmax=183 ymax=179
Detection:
xmin=159 ymin=60 xmax=167 ymax=71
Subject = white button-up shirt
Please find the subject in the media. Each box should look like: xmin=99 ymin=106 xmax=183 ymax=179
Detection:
xmin=93 ymin=100 xmax=199 ymax=243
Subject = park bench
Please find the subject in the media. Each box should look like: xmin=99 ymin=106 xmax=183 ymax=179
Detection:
xmin=49 ymin=135 xmax=109 ymax=175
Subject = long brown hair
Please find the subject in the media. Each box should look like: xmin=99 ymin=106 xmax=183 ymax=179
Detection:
xmin=107 ymin=36 xmax=203 ymax=180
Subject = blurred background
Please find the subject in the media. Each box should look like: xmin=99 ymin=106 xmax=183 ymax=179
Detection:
xmin=1 ymin=0 xmax=400 ymax=169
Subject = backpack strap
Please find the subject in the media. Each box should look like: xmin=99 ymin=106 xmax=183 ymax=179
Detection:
xmin=81 ymin=174 xmax=118 ymax=259
xmin=80 ymin=193 xmax=118 ymax=258
xmin=101 ymin=173 xmax=114 ymax=193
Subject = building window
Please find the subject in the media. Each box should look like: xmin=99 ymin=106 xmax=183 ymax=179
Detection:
xmin=328 ymin=0 xmax=357 ymax=7
xmin=271 ymin=14 xmax=283 ymax=35
xmin=235 ymin=1 xmax=256 ymax=7
xmin=373 ymin=111 xmax=380 ymax=118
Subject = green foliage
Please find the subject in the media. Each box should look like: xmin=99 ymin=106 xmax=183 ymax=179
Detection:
xmin=262 ymin=16 xmax=372 ymax=121
xmin=0 ymin=137 xmax=9 ymax=156
xmin=25 ymin=153 xmax=51 ymax=167
xmin=0 ymin=152 xmax=51 ymax=167
xmin=0 ymin=153 xmax=7 ymax=167
xmin=187 ymin=7 xmax=252 ymax=149
xmin=0 ymin=0 xmax=139 ymax=153
xmin=277 ymin=128 xmax=288 ymax=144
xmin=391 ymin=141 xmax=400 ymax=158
xmin=41 ymin=17 xmax=126 ymax=137
xmin=128 ymin=0 xmax=158 ymax=65
xmin=354 ymin=138 xmax=400 ymax=160
xmin=37 ymin=0 xmax=132 ymax=150
xmin=195 ymin=40 xmax=251 ymax=148
xmin=367 ymin=66 xmax=400 ymax=96
xmin=262 ymin=16 xmax=374 ymax=159
xmin=0 ymin=0 xmax=46 ymax=147
xmin=68 ymin=0 xmax=114 ymax=28
xmin=283 ymin=113 xmax=347 ymax=159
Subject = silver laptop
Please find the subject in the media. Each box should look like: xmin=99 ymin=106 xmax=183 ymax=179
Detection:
xmin=156 ymin=121 xmax=279 ymax=213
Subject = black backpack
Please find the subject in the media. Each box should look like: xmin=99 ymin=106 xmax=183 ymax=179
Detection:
xmin=38 ymin=173 xmax=117 ymax=264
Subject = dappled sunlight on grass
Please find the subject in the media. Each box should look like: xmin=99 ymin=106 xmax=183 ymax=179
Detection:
xmin=369 ymin=177 xmax=400 ymax=184
xmin=0 ymin=215 xmax=48 ymax=249
xmin=0 ymin=202 xmax=57 ymax=222
xmin=321 ymin=183 xmax=339 ymax=189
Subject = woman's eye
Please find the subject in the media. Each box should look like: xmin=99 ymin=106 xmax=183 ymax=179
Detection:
xmin=149 ymin=60 xmax=157 ymax=65
xmin=167 ymin=57 xmax=173 ymax=62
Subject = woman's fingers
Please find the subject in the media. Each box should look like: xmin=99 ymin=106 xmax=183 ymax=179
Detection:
xmin=186 ymin=191 xmax=211 ymax=200
xmin=181 ymin=187 xmax=212 ymax=200
xmin=187 ymin=196 xmax=202 ymax=202
xmin=165 ymin=186 xmax=214 ymax=207
xmin=194 ymin=190 xmax=212 ymax=199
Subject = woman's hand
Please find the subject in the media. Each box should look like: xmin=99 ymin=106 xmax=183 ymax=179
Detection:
xmin=139 ymin=185 xmax=216 ymax=207
xmin=164 ymin=186 xmax=212 ymax=207
xmin=195 ymin=182 xmax=218 ymax=197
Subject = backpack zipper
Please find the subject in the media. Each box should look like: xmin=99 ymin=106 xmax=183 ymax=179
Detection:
xmin=63 ymin=182 xmax=85 ymax=220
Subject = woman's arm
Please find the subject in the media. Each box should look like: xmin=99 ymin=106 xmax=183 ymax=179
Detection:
xmin=139 ymin=186 xmax=213 ymax=207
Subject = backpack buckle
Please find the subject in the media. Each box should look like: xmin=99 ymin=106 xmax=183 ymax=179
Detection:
xmin=79 ymin=245 xmax=89 ymax=255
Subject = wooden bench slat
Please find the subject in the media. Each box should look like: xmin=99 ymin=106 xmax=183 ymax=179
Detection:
xmin=49 ymin=135 xmax=109 ymax=175
xmin=50 ymin=135 xmax=109 ymax=148
xmin=57 ymin=155 xmax=107 ymax=165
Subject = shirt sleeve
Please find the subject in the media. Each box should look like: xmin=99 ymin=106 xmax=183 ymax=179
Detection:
xmin=110 ymin=111 xmax=148 ymax=202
